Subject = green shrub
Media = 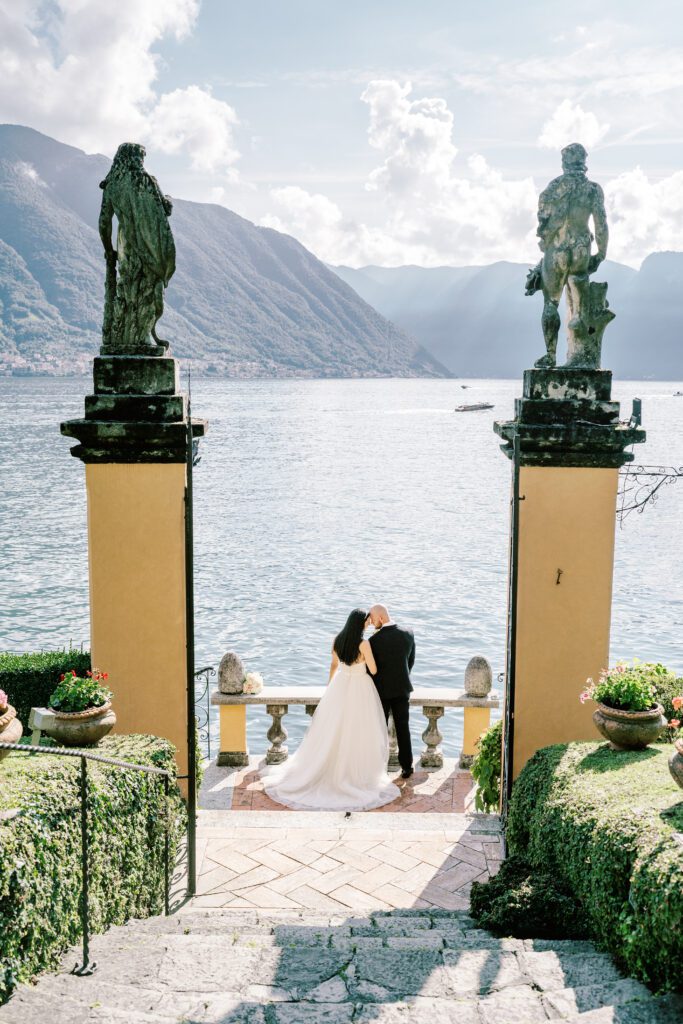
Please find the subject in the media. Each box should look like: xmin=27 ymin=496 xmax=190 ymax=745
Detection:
xmin=506 ymin=742 xmax=683 ymax=993
xmin=471 ymin=855 xmax=587 ymax=939
xmin=471 ymin=719 xmax=502 ymax=812
xmin=0 ymin=651 xmax=91 ymax=727
xmin=0 ymin=734 xmax=185 ymax=1004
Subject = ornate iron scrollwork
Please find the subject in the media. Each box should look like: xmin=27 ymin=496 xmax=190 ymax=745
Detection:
xmin=194 ymin=665 xmax=215 ymax=760
xmin=617 ymin=464 xmax=683 ymax=524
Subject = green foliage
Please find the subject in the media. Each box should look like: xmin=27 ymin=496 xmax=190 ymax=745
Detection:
xmin=582 ymin=659 xmax=659 ymax=712
xmin=471 ymin=855 xmax=587 ymax=939
xmin=0 ymin=650 xmax=91 ymax=727
xmin=506 ymin=742 xmax=683 ymax=993
xmin=194 ymin=717 xmax=204 ymax=794
xmin=48 ymin=671 xmax=112 ymax=714
xmin=0 ymin=734 xmax=185 ymax=1005
xmin=644 ymin=665 xmax=683 ymax=740
xmin=471 ymin=719 xmax=502 ymax=813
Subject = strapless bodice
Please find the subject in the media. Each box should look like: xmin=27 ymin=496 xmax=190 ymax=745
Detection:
xmin=335 ymin=661 xmax=371 ymax=678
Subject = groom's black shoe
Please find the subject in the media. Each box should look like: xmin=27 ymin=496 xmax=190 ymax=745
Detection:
xmin=400 ymin=768 xmax=414 ymax=780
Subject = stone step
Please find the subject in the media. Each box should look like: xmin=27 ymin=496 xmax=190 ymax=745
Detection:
xmin=566 ymin=993 xmax=683 ymax=1023
xmin=3 ymin=908 xmax=682 ymax=1024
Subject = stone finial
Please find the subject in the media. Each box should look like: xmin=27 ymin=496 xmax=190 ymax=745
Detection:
xmin=464 ymin=656 xmax=492 ymax=697
xmin=218 ymin=652 xmax=245 ymax=694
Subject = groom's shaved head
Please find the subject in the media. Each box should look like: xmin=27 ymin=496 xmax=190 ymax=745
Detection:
xmin=369 ymin=604 xmax=390 ymax=628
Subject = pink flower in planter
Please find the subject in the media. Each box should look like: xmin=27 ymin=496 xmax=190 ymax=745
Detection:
xmin=0 ymin=689 xmax=7 ymax=709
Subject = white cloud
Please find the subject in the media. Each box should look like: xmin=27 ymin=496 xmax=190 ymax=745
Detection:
xmin=606 ymin=167 xmax=683 ymax=264
xmin=262 ymin=78 xmax=683 ymax=269
xmin=0 ymin=0 xmax=240 ymax=175
xmin=260 ymin=186 xmax=403 ymax=266
xmin=538 ymin=100 xmax=610 ymax=150
xmin=362 ymin=80 xmax=457 ymax=193
xmin=147 ymin=86 xmax=239 ymax=175
xmin=262 ymin=81 xmax=538 ymax=267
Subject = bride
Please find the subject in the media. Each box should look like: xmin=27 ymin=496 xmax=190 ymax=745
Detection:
xmin=264 ymin=608 xmax=401 ymax=812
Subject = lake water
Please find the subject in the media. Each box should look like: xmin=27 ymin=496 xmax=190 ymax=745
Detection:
xmin=1 ymin=377 xmax=681 ymax=756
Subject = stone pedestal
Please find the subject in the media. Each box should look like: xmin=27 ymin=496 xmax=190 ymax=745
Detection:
xmin=460 ymin=706 xmax=492 ymax=769
xmin=495 ymin=367 xmax=645 ymax=783
xmin=218 ymin=705 xmax=249 ymax=767
xmin=61 ymin=355 xmax=207 ymax=786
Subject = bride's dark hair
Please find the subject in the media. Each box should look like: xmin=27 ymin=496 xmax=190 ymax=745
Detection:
xmin=333 ymin=608 xmax=368 ymax=666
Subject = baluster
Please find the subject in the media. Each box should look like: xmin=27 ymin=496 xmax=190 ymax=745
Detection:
xmin=387 ymin=712 xmax=400 ymax=770
xmin=420 ymin=706 xmax=444 ymax=770
xmin=266 ymin=704 xmax=289 ymax=764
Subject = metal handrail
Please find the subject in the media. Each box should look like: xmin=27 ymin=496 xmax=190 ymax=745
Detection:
xmin=0 ymin=740 xmax=174 ymax=977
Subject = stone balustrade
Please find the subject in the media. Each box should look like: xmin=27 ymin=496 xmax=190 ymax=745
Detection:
xmin=211 ymin=686 xmax=500 ymax=772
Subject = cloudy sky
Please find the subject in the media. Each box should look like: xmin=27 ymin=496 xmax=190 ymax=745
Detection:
xmin=2 ymin=0 xmax=683 ymax=267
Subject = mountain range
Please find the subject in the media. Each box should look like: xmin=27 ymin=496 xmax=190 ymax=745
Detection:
xmin=332 ymin=256 xmax=683 ymax=379
xmin=0 ymin=125 xmax=446 ymax=378
xmin=2 ymin=124 xmax=681 ymax=381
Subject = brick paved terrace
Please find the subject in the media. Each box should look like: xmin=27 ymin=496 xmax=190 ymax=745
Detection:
xmin=201 ymin=756 xmax=478 ymax=814
xmin=193 ymin=757 xmax=501 ymax=914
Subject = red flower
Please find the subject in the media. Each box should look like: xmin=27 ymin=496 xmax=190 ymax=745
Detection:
xmin=102 ymin=672 xmax=109 ymax=680
xmin=72 ymin=670 xmax=77 ymax=677
xmin=86 ymin=670 xmax=92 ymax=677
xmin=60 ymin=674 xmax=65 ymax=681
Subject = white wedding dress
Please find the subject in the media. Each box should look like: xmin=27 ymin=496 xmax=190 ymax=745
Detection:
xmin=264 ymin=660 xmax=401 ymax=812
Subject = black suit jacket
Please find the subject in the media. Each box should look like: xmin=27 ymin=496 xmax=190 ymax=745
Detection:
xmin=369 ymin=623 xmax=415 ymax=701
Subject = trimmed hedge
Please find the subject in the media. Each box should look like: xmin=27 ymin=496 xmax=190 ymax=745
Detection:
xmin=0 ymin=734 xmax=185 ymax=1004
xmin=506 ymin=742 xmax=683 ymax=993
xmin=0 ymin=651 xmax=91 ymax=728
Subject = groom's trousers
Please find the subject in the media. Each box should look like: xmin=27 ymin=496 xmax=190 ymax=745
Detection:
xmin=380 ymin=696 xmax=413 ymax=773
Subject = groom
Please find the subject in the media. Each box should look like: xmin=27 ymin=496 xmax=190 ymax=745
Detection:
xmin=368 ymin=604 xmax=415 ymax=779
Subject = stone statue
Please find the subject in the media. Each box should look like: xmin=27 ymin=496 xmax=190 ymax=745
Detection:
xmin=525 ymin=143 xmax=614 ymax=369
xmin=99 ymin=142 xmax=175 ymax=356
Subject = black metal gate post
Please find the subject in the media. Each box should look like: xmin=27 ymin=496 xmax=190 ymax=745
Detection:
xmin=73 ymin=756 xmax=97 ymax=976
xmin=185 ymin=378 xmax=198 ymax=897
xmin=163 ymin=773 xmax=170 ymax=915
xmin=501 ymin=432 xmax=522 ymax=818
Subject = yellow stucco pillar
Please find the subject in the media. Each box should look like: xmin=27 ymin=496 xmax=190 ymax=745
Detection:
xmin=86 ymin=462 xmax=189 ymax=779
xmin=512 ymin=466 xmax=618 ymax=778
xmin=61 ymin=355 xmax=207 ymax=786
xmin=462 ymin=706 xmax=492 ymax=764
xmin=495 ymin=367 xmax=645 ymax=790
xmin=218 ymin=705 xmax=249 ymax=766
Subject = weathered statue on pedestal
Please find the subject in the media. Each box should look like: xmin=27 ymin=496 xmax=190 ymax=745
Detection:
xmin=525 ymin=143 xmax=614 ymax=369
xmin=99 ymin=143 xmax=175 ymax=356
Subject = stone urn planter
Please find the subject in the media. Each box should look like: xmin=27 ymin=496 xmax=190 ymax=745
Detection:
xmin=593 ymin=702 xmax=666 ymax=751
xmin=668 ymin=739 xmax=683 ymax=790
xmin=0 ymin=704 xmax=23 ymax=760
xmin=43 ymin=701 xmax=116 ymax=748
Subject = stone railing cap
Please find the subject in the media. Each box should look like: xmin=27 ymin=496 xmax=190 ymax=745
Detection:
xmin=211 ymin=686 xmax=499 ymax=708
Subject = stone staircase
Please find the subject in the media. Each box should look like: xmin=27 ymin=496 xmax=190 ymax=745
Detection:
xmin=1 ymin=908 xmax=681 ymax=1024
